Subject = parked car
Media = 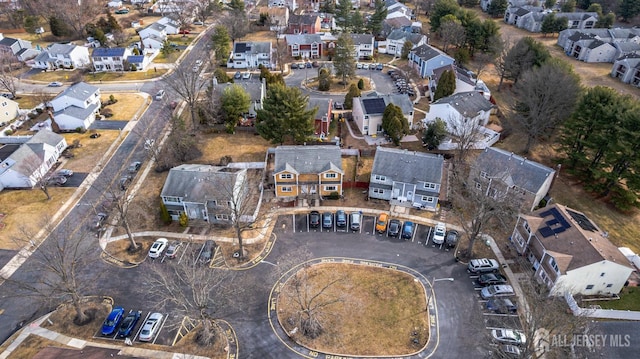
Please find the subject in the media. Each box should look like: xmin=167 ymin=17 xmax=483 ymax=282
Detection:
xmin=90 ymin=132 xmax=101 ymax=139
xmin=322 ymin=212 xmax=333 ymax=229
xmin=119 ymin=175 xmax=132 ymax=190
xmin=376 ymin=63 xmax=384 ymax=71
xmin=165 ymin=241 xmax=181 ymax=259
xmin=139 ymin=313 xmax=163 ymax=342
xmin=193 ymin=21 xmax=204 ymax=26
xmin=148 ymin=238 xmax=168 ymax=258
xmin=401 ymin=221 xmax=414 ymax=239
xmin=47 ymin=176 xmax=67 ymax=186
xmin=312 ymin=61 xmax=319 ymax=68
xmin=155 ymin=90 xmax=165 ymax=100
xmin=297 ymin=63 xmax=306 ymax=69
xmin=362 ymin=63 xmax=370 ymax=69
xmin=178 ymin=29 xmax=190 ymax=34
xmin=47 ymin=81 xmax=63 ymax=87
xmin=101 ymin=306 xmax=125 ymax=336
xmin=114 ymin=8 xmax=129 ymax=14
xmin=481 ymin=285 xmax=515 ymax=299
xmin=388 ymin=219 xmax=401 ymax=237
xmin=445 ymin=230 xmax=459 ymax=249
xmin=486 ymin=298 xmax=518 ymax=314
xmin=305 ymin=62 xmax=312 ymax=68
xmin=376 ymin=213 xmax=389 ymax=233
xmin=93 ymin=212 xmax=109 ymax=230
xmin=336 ymin=210 xmax=347 ymax=228
xmin=356 ymin=62 xmax=363 ymax=69
xmin=195 ymin=59 xmax=203 ymax=67
xmin=478 ymin=273 xmax=508 ymax=286
xmin=200 ymin=240 xmax=215 ymax=263
xmin=117 ymin=310 xmax=142 ymax=338
xmin=468 ymin=258 xmax=500 ymax=274
xmin=349 ymin=211 xmax=361 ymax=231
xmin=128 ymin=161 xmax=141 ymax=173
xmin=0 ymin=93 xmax=14 ymax=99
xmin=242 ymin=72 xmax=251 ymax=79
xmin=432 ymin=222 xmax=446 ymax=244
xmin=333 ymin=102 xmax=344 ymax=110
xmin=491 ymin=328 xmax=526 ymax=346
xmin=192 ymin=66 xmax=199 ymax=72
xmin=309 ymin=211 xmax=320 ymax=228
xmin=56 ymin=169 xmax=74 ymax=177
xmin=501 ymin=344 xmax=522 ymax=357
xmin=234 ymin=71 xmax=242 ymax=79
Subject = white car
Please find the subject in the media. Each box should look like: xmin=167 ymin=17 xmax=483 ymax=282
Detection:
xmin=362 ymin=63 xmax=370 ymax=70
xmin=492 ymin=329 xmax=527 ymax=346
xmin=195 ymin=59 xmax=202 ymax=67
xmin=139 ymin=313 xmax=163 ymax=342
xmin=432 ymin=222 xmax=446 ymax=244
xmin=356 ymin=62 xmax=363 ymax=69
xmin=242 ymin=72 xmax=251 ymax=79
xmin=148 ymin=238 xmax=168 ymax=258
xmin=481 ymin=285 xmax=515 ymax=299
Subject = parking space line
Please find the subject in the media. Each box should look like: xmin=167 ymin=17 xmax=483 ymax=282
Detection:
xmin=482 ymin=313 xmax=519 ymax=317
xmin=133 ymin=312 xmax=151 ymax=341
xmin=152 ymin=314 xmax=169 ymax=345
xmin=292 ymin=214 xmax=296 ymax=233
xmin=177 ymin=242 xmax=190 ymax=264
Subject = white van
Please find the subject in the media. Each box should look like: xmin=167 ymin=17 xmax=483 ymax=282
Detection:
xmin=349 ymin=212 xmax=361 ymax=231
xmin=155 ymin=90 xmax=165 ymax=100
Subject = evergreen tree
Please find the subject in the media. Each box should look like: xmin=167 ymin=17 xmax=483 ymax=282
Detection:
xmin=211 ymin=26 xmax=231 ymax=63
xmin=596 ymin=12 xmax=615 ymax=28
xmin=560 ymin=0 xmax=576 ymax=12
xmin=619 ymin=0 xmax=640 ymax=22
xmin=381 ymin=104 xmax=409 ymax=146
xmin=318 ymin=67 xmax=332 ymax=91
xmin=335 ymin=0 xmax=352 ymax=31
xmin=357 ymin=78 xmax=364 ymax=90
xmin=430 ymin=0 xmax=460 ymax=32
xmin=503 ymin=37 xmax=550 ymax=84
xmin=422 ymin=119 xmax=448 ymax=150
xmin=553 ymin=16 xmax=569 ymax=34
xmin=344 ymin=84 xmax=361 ymax=110
xmin=433 ymin=70 xmax=456 ymax=100
xmin=227 ymin=0 xmax=245 ymax=12
xmin=401 ymin=41 xmax=413 ymax=59
xmin=487 ymin=0 xmax=508 ymax=17
xmin=160 ymin=202 xmax=171 ymax=224
xmin=541 ymin=13 xmax=557 ymax=36
xmin=106 ymin=12 xmax=121 ymax=32
xmin=333 ymin=33 xmax=356 ymax=87
xmin=367 ymin=0 xmax=387 ymax=35
xmin=94 ymin=28 xmax=107 ymax=47
xmin=220 ymin=84 xmax=251 ymax=129
xmin=256 ymin=84 xmax=317 ymax=144
xmin=351 ymin=9 xmax=366 ymax=34
xmin=545 ymin=0 xmax=557 ymax=9
xmin=24 ymin=16 xmax=39 ymax=34
xmin=49 ymin=16 xmax=70 ymax=37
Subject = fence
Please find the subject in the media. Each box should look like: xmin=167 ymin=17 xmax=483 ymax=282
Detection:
xmin=343 ymin=181 xmax=369 ymax=189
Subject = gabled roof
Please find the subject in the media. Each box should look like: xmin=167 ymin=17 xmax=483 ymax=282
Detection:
xmin=555 ymin=11 xmax=598 ymax=21
xmin=307 ymin=98 xmax=329 ymax=118
xmin=360 ymin=93 xmax=413 ymax=115
xmin=615 ymin=41 xmax=640 ymax=53
xmin=215 ymin=81 xmax=263 ymax=103
xmin=56 ymin=82 xmax=99 ymax=102
xmin=350 ymin=34 xmax=374 ymax=45
xmin=473 ymin=147 xmax=555 ymax=194
xmin=0 ymin=37 xmax=18 ymax=47
xmin=2 ymin=130 xmax=65 ymax=177
xmin=568 ymin=32 xmax=596 ymax=42
xmin=54 ymin=101 xmax=100 ymax=121
xmin=587 ymin=39 xmax=610 ymax=49
xmin=410 ymin=44 xmax=450 ymax=62
xmin=285 ymin=34 xmax=323 ymax=45
xmin=274 ymin=145 xmax=343 ymax=175
xmin=372 ymin=147 xmax=443 ymax=185
xmin=524 ymin=204 xmax=632 ymax=271
xmin=160 ymin=164 xmax=245 ymax=203
xmin=234 ymin=41 xmax=271 ymax=54
xmin=47 ymin=43 xmax=77 ymax=55
xmin=92 ymin=47 xmax=127 ymax=57
xmin=288 ymin=14 xmax=319 ymax=26
xmin=615 ymin=52 xmax=640 ymax=63
xmin=432 ymin=91 xmax=493 ymax=117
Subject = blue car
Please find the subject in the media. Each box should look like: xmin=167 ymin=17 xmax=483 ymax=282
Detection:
xmin=117 ymin=310 xmax=142 ymax=337
xmin=401 ymin=221 xmax=414 ymax=239
xmin=101 ymin=306 xmax=125 ymax=336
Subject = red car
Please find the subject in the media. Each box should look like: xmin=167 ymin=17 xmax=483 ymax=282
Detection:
xmin=178 ymin=29 xmax=190 ymax=34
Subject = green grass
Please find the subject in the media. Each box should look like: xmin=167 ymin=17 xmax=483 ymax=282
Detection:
xmin=591 ymin=287 xmax=640 ymax=311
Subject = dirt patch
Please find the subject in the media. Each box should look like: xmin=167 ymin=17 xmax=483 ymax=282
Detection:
xmin=42 ymin=298 xmax=111 ymax=339
xmin=104 ymin=238 xmax=153 ymax=263
xmin=277 ymin=263 xmax=429 ymax=356
xmin=171 ymin=322 xmax=227 ymax=359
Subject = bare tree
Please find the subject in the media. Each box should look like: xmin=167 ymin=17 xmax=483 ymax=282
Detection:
xmin=163 ymin=65 xmax=208 ymax=131
xmin=111 ymin=30 xmax=131 ymax=48
xmin=0 ymin=52 xmax=19 ymax=98
xmin=273 ymin=40 xmax=291 ymax=74
xmin=144 ymin=250 xmax=244 ymax=346
xmin=5 ymin=219 xmax=102 ymax=325
xmin=220 ymin=10 xmax=250 ymax=42
xmin=16 ymin=146 xmax=62 ymax=200
xmin=193 ymin=0 xmax=221 ymax=24
xmin=494 ymin=37 xmax=514 ymax=91
xmin=38 ymin=0 xmax=103 ymax=38
xmin=445 ymin=113 xmax=486 ymax=167
xmin=154 ymin=116 xmax=202 ymax=172
xmin=449 ymin=164 xmax=519 ymax=260
xmin=92 ymin=175 xmax=141 ymax=251
xmin=439 ymin=18 xmax=466 ymax=53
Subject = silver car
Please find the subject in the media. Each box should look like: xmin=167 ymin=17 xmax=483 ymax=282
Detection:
xmin=139 ymin=313 xmax=163 ymax=342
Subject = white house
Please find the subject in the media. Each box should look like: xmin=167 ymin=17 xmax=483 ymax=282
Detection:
xmin=138 ymin=22 xmax=168 ymax=40
xmin=378 ymin=29 xmax=427 ymax=57
xmin=141 ymin=35 xmax=165 ymax=50
xmin=31 ymin=43 xmax=90 ymax=71
xmin=48 ymin=82 xmax=101 ymax=131
xmin=611 ymin=53 xmax=640 ymax=87
xmin=227 ymin=41 xmax=273 ymax=69
xmin=351 ymin=92 xmax=414 ymax=136
xmin=424 ymin=91 xmax=494 ymax=136
xmin=0 ymin=130 xmax=67 ymax=190
xmin=510 ymin=204 xmax=634 ymax=296
xmin=0 ymin=34 xmax=39 ymax=61
xmin=351 ymin=34 xmax=374 ymax=59
xmin=156 ymin=17 xmax=181 ymax=34
xmin=107 ymin=0 xmax=123 ymax=7
xmin=91 ymin=47 xmax=132 ymax=72
xmin=0 ymin=97 xmax=19 ymax=124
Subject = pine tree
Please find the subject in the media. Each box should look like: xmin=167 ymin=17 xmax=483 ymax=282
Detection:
xmin=344 ymin=84 xmax=361 ymax=110
xmin=433 ymin=70 xmax=456 ymax=101
xmin=333 ymin=33 xmax=356 ymax=87
xmin=256 ymin=84 xmax=317 ymax=144
xmin=381 ymin=104 xmax=409 ymax=145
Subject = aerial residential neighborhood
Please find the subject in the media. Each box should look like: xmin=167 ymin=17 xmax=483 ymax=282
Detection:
xmin=0 ymin=0 xmax=639 ymax=358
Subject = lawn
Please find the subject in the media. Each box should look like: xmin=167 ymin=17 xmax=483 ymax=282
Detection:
xmin=306 ymin=76 xmax=373 ymax=93
xmin=152 ymin=51 xmax=182 ymax=64
xmin=87 ymin=69 xmax=167 ymax=81
xmin=14 ymin=95 xmax=46 ymax=110
xmin=100 ymin=93 xmax=147 ymax=121
xmin=591 ymin=287 xmax=640 ymax=311
xmin=277 ymin=263 xmax=429 ymax=356
xmin=197 ymin=131 xmax=271 ymax=163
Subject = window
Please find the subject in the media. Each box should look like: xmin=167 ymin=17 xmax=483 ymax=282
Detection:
xmin=373 ymin=188 xmax=384 ymax=194
xmin=586 ymin=285 xmax=594 ymax=290
xmin=164 ymin=196 xmax=181 ymax=203
xmin=279 ymin=173 xmax=292 ymax=179
xmin=374 ymin=175 xmax=386 ymax=181
xmin=549 ymin=257 xmax=559 ymax=273
xmin=606 ymin=284 xmax=613 ymax=288
xmin=281 ymin=186 xmax=292 ymax=192
xmin=480 ymin=171 xmax=488 ymax=178
xmin=210 ymin=200 xmax=218 ymax=206
xmin=324 ymin=173 xmax=337 ymax=179
xmin=523 ymin=221 xmax=530 ymax=233
xmin=600 ymin=272 xmax=605 ymax=277
xmin=421 ymin=196 xmax=434 ymax=203
xmin=324 ymin=185 xmax=336 ymax=191
xmin=423 ymin=182 xmax=435 ymax=189
xmin=215 ymin=214 xmax=229 ymax=220
xmin=227 ymin=201 xmax=233 ymax=207
xmin=475 ymin=182 xmax=482 ymax=190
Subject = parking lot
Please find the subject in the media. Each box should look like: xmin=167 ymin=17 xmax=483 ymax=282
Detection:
xmin=93 ymin=309 xmax=174 ymax=345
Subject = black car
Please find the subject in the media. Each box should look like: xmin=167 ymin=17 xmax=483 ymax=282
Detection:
xmin=445 ymin=230 xmax=459 ymax=249
xmin=486 ymin=298 xmax=518 ymax=314
xmin=322 ymin=212 xmax=333 ymax=229
xmin=119 ymin=175 xmax=132 ymax=190
xmin=388 ymin=219 xmax=401 ymax=237
xmin=478 ymin=273 xmax=508 ymax=286
xmin=117 ymin=310 xmax=142 ymax=337
xmin=128 ymin=161 xmax=141 ymax=173
xmin=335 ymin=210 xmax=347 ymax=228
xmin=93 ymin=212 xmax=109 ymax=231
xmin=309 ymin=211 xmax=320 ymax=228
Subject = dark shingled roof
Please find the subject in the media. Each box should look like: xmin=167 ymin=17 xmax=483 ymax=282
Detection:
xmin=372 ymin=147 xmax=443 ymax=185
xmin=274 ymin=145 xmax=342 ymax=175
xmin=160 ymin=164 xmax=245 ymax=202
xmin=432 ymin=91 xmax=493 ymax=117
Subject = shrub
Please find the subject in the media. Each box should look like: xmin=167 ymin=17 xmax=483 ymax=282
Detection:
xmin=101 ymin=108 xmax=113 ymax=117
xmin=109 ymin=94 xmax=117 ymax=104
xmin=357 ymin=78 xmax=364 ymax=90
xmin=328 ymin=191 xmax=340 ymax=200
xmin=159 ymin=202 xmax=172 ymax=224
xmin=179 ymin=212 xmax=189 ymax=227
xmin=4 ymin=129 xmax=12 ymax=135
xmin=75 ymin=127 xmax=86 ymax=133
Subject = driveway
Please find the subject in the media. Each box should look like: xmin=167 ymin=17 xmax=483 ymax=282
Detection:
xmin=90 ymin=120 xmax=128 ymax=130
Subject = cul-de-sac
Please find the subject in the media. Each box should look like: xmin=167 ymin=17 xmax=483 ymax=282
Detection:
xmin=0 ymin=0 xmax=639 ymax=358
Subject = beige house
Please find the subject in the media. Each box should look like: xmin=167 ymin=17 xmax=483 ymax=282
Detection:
xmin=0 ymin=97 xmax=19 ymax=124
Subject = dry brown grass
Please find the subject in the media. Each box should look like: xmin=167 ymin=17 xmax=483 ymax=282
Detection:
xmin=342 ymin=156 xmax=357 ymax=182
xmin=197 ymin=131 xmax=271 ymax=163
xmin=14 ymin=95 xmax=45 ymax=110
xmin=306 ymin=76 xmax=373 ymax=93
xmin=5 ymin=335 xmax=71 ymax=359
xmin=356 ymin=156 xmax=373 ymax=182
xmin=170 ymin=322 xmax=227 ymax=359
xmin=241 ymin=30 xmax=276 ymax=43
xmin=100 ymin=93 xmax=147 ymax=121
xmin=277 ymin=263 xmax=428 ymax=356
xmin=62 ymin=131 xmax=123 ymax=172
xmin=104 ymin=237 xmax=154 ymax=263
xmin=42 ymin=299 xmax=111 ymax=339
